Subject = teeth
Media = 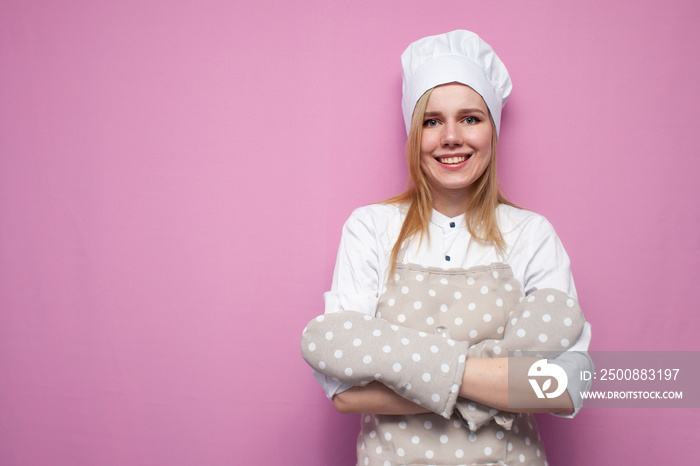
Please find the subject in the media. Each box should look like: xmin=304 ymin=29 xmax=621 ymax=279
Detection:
xmin=438 ymin=156 xmax=467 ymax=164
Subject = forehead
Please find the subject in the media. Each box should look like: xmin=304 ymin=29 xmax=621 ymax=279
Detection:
xmin=426 ymin=83 xmax=488 ymax=112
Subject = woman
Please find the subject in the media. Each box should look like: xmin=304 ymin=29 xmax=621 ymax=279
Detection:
xmin=301 ymin=30 xmax=592 ymax=465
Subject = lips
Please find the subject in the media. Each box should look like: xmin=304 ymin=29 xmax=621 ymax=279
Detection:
xmin=436 ymin=154 xmax=471 ymax=165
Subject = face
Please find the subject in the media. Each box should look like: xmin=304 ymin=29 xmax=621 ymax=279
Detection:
xmin=420 ymin=83 xmax=493 ymax=209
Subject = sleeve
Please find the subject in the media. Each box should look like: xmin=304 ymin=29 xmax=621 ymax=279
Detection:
xmin=519 ymin=216 xmax=593 ymax=417
xmin=313 ymin=207 xmax=386 ymax=400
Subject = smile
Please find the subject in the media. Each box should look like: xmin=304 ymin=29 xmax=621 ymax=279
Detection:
xmin=436 ymin=154 xmax=471 ymax=165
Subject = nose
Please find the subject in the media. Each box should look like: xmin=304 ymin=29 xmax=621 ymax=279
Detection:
xmin=441 ymin=122 xmax=463 ymax=147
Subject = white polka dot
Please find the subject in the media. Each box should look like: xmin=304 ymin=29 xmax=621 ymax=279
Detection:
xmin=388 ymin=298 xmax=395 ymax=306
xmin=484 ymin=446 xmax=492 ymax=455
xmin=404 ymin=382 xmax=411 ymax=390
xmin=362 ymin=355 xmax=372 ymax=364
xmin=318 ymin=361 xmax=325 ymax=369
xmin=455 ymin=449 xmax=465 ymax=458
xmin=390 ymin=324 xmax=398 ymax=331
xmin=564 ymin=317 xmax=573 ymax=327
xmin=382 ymin=345 xmax=391 ymax=353
xmin=425 ymin=450 xmax=434 ymax=459
xmin=467 ymin=277 xmax=475 ymax=285
xmin=496 ymin=431 xmax=504 ymax=440
xmin=363 ymin=457 xmax=369 ymax=465
xmin=546 ymin=294 xmax=555 ymax=303
xmin=325 ymin=331 xmax=333 ymax=340
xmin=398 ymin=421 xmax=407 ymax=429
xmin=513 ymin=425 xmax=519 ymax=433
xmin=363 ymin=315 xmax=372 ymax=321
xmin=430 ymin=345 xmax=439 ymax=353
xmin=383 ymin=461 xmax=390 ymax=466
xmin=344 ymin=368 xmax=353 ymax=376
xmin=468 ymin=433 xmax=477 ymax=442
xmin=440 ymin=304 xmax=448 ymax=312
xmin=480 ymin=286 xmax=489 ymax=294
xmin=397 ymin=314 xmax=406 ymax=323
xmin=523 ymin=310 xmax=531 ymax=318
xmin=483 ymin=313 xmax=492 ymax=322
xmin=536 ymin=448 xmax=541 ymax=457
xmin=363 ymin=415 xmax=370 ymax=423
xmin=511 ymin=317 xmax=518 ymax=325
xmin=375 ymin=446 xmax=382 ymax=454
xmin=412 ymin=353 xmax=421 ymax=361
xmin=492 ymin=270 xmax=499 ymax=279
xmin=353 ymin=338 xmax=362 ymax=347
xmin=424 ymin=420 xmax=433 ymax=430
xmin=369 ymin=430 xmax=377 ymax=438
xmin=539 ymin=333 xmax=548 ymax=342
xmin=334 ymin=349 xmax=343 ymax=358
xmin=458 ymin=354 xmax=466 ymax=363
xmin=440 ymin=278 xmax=448 ymax=285
xmin=392 ymin=363 xmax=401 ymax=372
xmin=507 ymin=442 xmax=513 ymax=451
xmin=561 ymin=338 xmax=570 ymax=347
xmin=394 ymin=273 xmax=400 ymax=281
xmin=418 ymin=331 xmax=427 ymax=337
xmin=426 ymin=316 xmax=435 ymax=325
xmin=307 ymin=342 xmax=316 ymax=352
xmin=401 ymin=285 xmax=409 ymax=294
xmin=453 ymin=420 xmax=461 ymax=428
xmin=372 ymin=329 xmax=381 ymax=337
xmin=411 ymin=435 xmax=420 ymax=444
xmin=401 ymin=337 xmax=410 ymax=345
xmin=441 ymin=363 xmax=450 ymax=373
xmin=440 ymin=435 xmax=449 ymax=444
xmin=519 ymin=453 xmax=525 ymax=462
xmin=447 ymin=339 xmax=455 ymax=346
xmin=454 ymin=291 xmax=462 ymax=299
xmin=429 ymin=289 xmax=436 ymax=297
xmin=416 ymin=273 xmax=424 ymax=281
xmin=376 ymin=311 xmax=381 ymax=318
xmin=493 ymin=346 xmax=502 ymax=355
xmin=525 ymin=436 xmax=531 ymax=445
xmin=496 ymin=298 xmax=503 ymax=307
xmin=343 ymin=321 xmax=353 ymax=329
xmin=414 ymin=301 xmax=422 ymax=310
xmin=505 ymin=283 xmax=513 ymax=291
xmin=422 ymin=373 xmax=431 ymax=382
xmin=497 ymin=326 xmax=504 ymax=334
xmin=396 ymin=448 xmax=405 ymax=456
xmin=467 ymin=402 xmax=476 ymax=410
xmin=567 ymin=298 xmax=575 ymax=308
xmin=489 ymin=408 xmax=497 ymax=415
xmin=542 ymin=313 xmax=551 ymax=322
xmin=315 ymin=315 xmax=325 ymax=322
xmin=517 ymin=329 xmax=526 ymax=338
xmin=527 ymin=295 xmax=535 ymax=302
xmin=468 ymin=302 xmax=476 ymax=311
xmin=454 ymin=317 xmax=463 ymax=325
xmin=469 ymin=329 xmax=478 ymax=339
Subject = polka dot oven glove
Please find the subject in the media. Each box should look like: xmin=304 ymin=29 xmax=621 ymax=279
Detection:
xmin=456 ymin=288 xmax=585 ymax=431
xmin=301 ymin=310 xmax=469 ymax=418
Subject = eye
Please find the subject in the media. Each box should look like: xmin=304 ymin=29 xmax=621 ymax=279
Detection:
xmin=463 ymin=116 xmax=480 ymax=125
xmin=423 ymin=119 xmax=439 ymax=127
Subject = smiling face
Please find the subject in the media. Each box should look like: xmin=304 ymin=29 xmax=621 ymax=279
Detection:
xmin=419 ymin=83 xmax=494 ymax=215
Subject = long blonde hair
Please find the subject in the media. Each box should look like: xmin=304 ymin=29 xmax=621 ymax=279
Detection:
xmin=384 ymin=87 xmax=516 ymax=275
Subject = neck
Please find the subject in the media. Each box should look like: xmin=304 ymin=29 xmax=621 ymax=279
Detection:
xmin=431 ymin=187 xmax=473 ymax=218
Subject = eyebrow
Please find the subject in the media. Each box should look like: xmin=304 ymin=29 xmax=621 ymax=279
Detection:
xmin=424 ymin=108 xmax=487 ymax=118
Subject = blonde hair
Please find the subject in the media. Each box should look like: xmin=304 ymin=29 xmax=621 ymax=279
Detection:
xmin=384 ymin=87 xmax=516 ymax=275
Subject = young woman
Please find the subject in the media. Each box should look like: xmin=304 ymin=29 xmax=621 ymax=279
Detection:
xmin=302 ymin=30 xmax=592 ymax=465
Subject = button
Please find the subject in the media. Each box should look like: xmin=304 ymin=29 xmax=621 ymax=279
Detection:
xmin=449 ymin=222 xmax=456 ymax=228
xmin=445 ymin=255 xmax=451 ymax=261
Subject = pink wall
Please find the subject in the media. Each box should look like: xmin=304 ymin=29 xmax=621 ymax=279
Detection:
xmin=1 ymin=0 xmax=698 ymax=464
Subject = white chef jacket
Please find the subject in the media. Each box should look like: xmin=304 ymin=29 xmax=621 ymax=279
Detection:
xmin=315 ymin=202 xmax=593 ymax=417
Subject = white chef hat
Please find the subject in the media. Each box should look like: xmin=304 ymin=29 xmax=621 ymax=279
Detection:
xmin=401 ymin=30 xmax=512 ymax=136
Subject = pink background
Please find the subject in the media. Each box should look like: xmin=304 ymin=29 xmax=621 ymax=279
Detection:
xmin=1 ymin=0 xmax=699 ymax=464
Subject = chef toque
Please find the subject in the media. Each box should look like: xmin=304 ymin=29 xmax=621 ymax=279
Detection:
xmin=401 ymin=30 xmax=512 ymax=136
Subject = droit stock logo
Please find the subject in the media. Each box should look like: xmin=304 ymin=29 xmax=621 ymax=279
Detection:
xmin=528 ymin=359 xmax=568 ymax=399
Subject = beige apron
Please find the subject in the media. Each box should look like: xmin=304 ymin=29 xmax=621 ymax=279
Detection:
xmin=357 ymin=246 xmax=548 ymax=466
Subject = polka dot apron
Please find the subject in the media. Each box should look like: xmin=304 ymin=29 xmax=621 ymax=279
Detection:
xmin=358 ymin=248 xmax=549 ymax=466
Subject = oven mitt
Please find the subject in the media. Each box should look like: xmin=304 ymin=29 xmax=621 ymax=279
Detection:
xmin=301 ymin=310 xmax=469 ymax=418
xmin=455 ymin=288 xmax=585 ymax=431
